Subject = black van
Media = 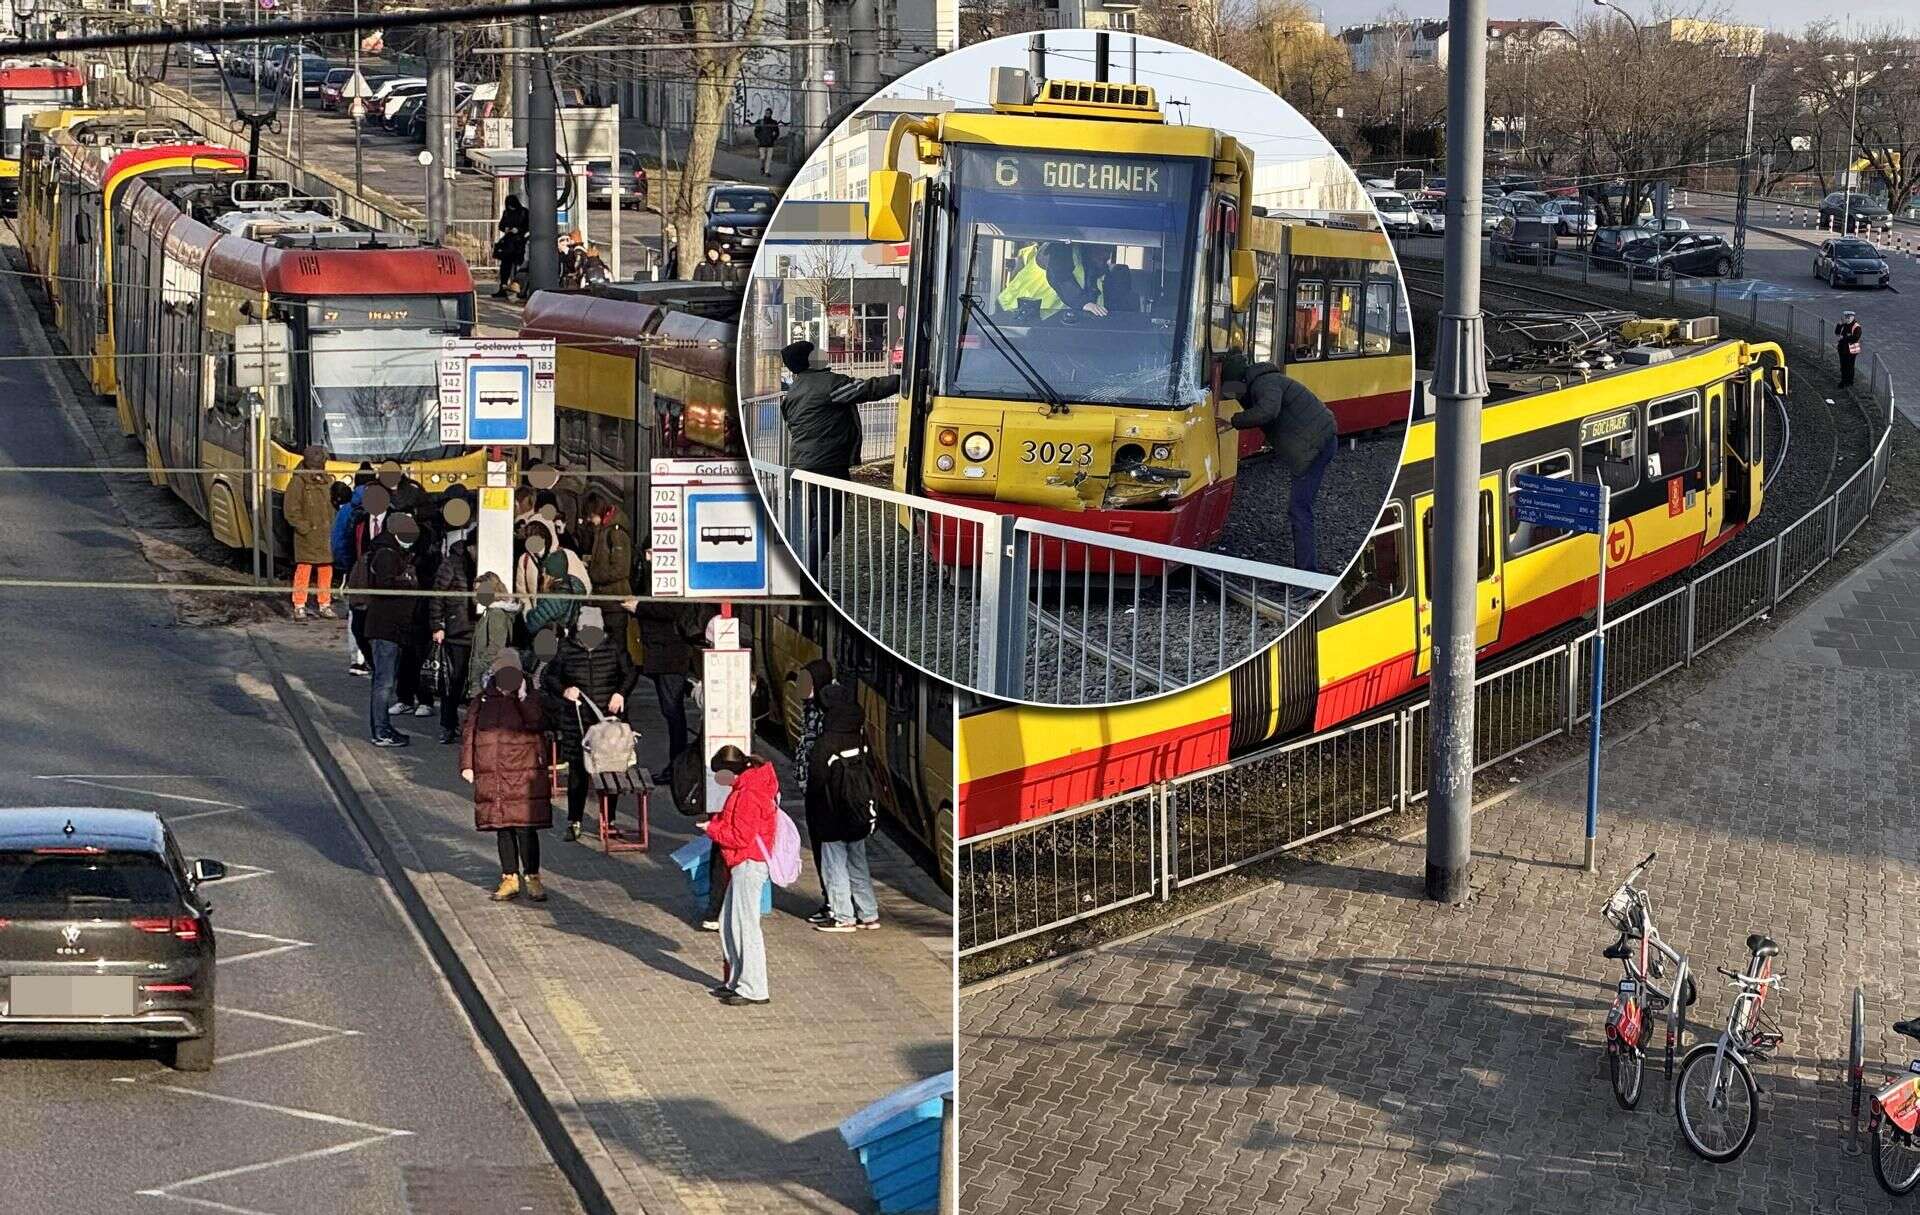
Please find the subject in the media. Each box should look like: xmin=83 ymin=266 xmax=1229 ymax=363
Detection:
xmin=1491 ymin=217 xmax=1559 ymax=265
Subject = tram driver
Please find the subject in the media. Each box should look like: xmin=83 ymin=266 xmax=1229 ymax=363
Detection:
xmin=996 ymin=240 xmax=1137 ymax=321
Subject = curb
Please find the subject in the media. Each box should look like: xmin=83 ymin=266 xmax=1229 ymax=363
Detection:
xmin=250 ymin=631 xmax=631 ymax=1215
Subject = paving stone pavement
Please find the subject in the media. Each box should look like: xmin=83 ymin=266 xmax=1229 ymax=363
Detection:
xmin=960 ymin=525 xmax=1920 ymax=1215
xmin=260 ymin=621 xmax=953 ymax=1215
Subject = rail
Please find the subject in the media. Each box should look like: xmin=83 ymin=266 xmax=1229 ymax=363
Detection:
xmin=958 ymin=265 xmax=1899 ymax=958
xmin=750 ymin=462 xmax=1335 ymax=704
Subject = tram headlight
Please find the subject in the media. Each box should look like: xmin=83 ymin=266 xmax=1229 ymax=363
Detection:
xmin=1151 ymin=443 xmax=1173 ymax=461
xmin=936 ymin=427 xmax=959 ymax=447
xmin=961 ymin=432 xmax=993 ymax=462
xmin=935 ymin=454 xmax=955 ymax=472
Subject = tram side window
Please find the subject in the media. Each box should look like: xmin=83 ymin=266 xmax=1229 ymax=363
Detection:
xmin=205 ymin=330 xmax=245 ymax=418
xmin=1362 ymin=278 xmax=1395 ymax=355
xmin=1291 ymin=277 xmax=1325 ymax=361
xmin=1327 ymin=282 xmax=1361 ymax=357
xmin=1645 ymin=391 xmax=1700 ymax=481
xmin=1418 ymin=491 xmax=1497 ymax=592
xmin=1250 ymin=277 xmax=1278 ymax=366
xmin=1338 ymin=502 xmax=1406 ymax=615
xmin=1209 ymin=198 xmax=1239 ymax=339
xmin=1507 ymin=451 xmax=1574 ymax=555
xmin=1581 ymin=408 xmax=1640 ymax=494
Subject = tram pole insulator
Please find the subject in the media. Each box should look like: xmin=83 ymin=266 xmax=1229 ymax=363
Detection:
xmin=1426 ymin=0 xmax=1489 ymax=905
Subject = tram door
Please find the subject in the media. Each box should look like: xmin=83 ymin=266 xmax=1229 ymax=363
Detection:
xmin=1723 ymin=376 xmax=1753 ymax=526
xmin=1703 ymin=383 xmax=1725 ymax=541
xmin=1412 ymin=475 xmax=1505 ymax=676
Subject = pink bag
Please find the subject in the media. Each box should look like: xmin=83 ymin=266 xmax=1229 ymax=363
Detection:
xmin=757 ymin=809 xmax=803 ymax=887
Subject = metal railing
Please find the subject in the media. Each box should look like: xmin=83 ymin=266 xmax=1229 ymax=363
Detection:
xmin=959 ymin=277 xmax=1899 ymax=958
xmin=741 ymin=389 xmax=899 ymax=467
xmin=755 ymin=464 xmax=1337 ymax=704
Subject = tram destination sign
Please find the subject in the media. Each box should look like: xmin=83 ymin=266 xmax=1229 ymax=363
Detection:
xmin=1513 ymin=473 xmax=1604 ymax=534
xmin=984 ymin=150 xmax=1182 ymax=199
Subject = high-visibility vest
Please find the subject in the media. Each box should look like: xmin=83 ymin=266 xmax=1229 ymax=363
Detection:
xmin=996 ymin=244 xmax=1104 ymax=315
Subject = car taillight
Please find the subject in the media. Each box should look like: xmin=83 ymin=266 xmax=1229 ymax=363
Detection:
xmin=131 ymin=916 xmax=201 ymax=941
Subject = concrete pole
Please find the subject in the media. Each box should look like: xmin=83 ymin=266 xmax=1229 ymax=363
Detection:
xmin=1093 ymin=31 xmax=1109 ymax=82
xmin=1425 ymin=0 xmax=1488 ymax=905
xmin=1028 ymin=32 xmax=1045 ymax=86
xmin=527 ymin=17 xmax=559 ymax=293
xmin=850 ymin=0 xmax=880 ymax=97
xmin=804 ymin=0 xmax=829 ymax=146
xmin=426 ymin=29 xmax=453 ymax=241
xmin=1732 ymin=81 xmax=1755 ymax=279
xmin=511 ymin=20 xmax=530 ymax=151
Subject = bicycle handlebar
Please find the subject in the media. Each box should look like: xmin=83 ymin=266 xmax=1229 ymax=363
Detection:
xmin=1717 ymin=966 xmax=1783 ymax=988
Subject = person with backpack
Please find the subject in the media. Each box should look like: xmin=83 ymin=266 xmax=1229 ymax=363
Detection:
xmin=541 ymin=606 xmax=639 ymax=841
xmin=790 ymin=658 xmax=836 ymax=922
xmin=429 ymin=521 xmax=477 ymax=745
xmin=809 ymin=668 xmax=881 ymax=932
xmin=524 ymin=550 xmax=584 ymax=639
xmin=364 ymin=512 xmax=422 ymax=746
xmin=700 ymin=744 xmax=781 ymax=1006
xmin=461 ymin=650 xmax=552 ymax=903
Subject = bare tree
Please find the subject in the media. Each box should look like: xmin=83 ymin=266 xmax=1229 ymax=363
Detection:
xmin=667 ymin=0 xmax=774 ymax=273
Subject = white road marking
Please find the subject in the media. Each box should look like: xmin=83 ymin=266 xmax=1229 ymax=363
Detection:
xmin=34 ymin=775 xmax=216 ymax=780
xmin=144 ymin=1084 xmax=411 ymax=1138
xmin=136 ymin=1130 xmax=410 ymax=1203
xmin=46 ymin=780 xmax=247 ymax=810
xmin=208 ymin=864 xmax=275 ymax=885
xmin=214 ymin=927 xmax=314 ymax=967
xmin=215 ymin=1006 xmax=360 ymax=1036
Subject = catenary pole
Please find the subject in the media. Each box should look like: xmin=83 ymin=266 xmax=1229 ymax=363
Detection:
xmin=1426 ymin=0 xmax=1489 ymax=904
xmin=526 ymin=15 xmax=559 ymax=292
xmin=1732 ymin=80 xmax=1754 ymax=278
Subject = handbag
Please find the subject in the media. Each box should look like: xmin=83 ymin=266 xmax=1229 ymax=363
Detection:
xmin=420 ymin=642 xmax=449 ymax=699
xmin=1848 ymin=342 xmax=1862 ymax=356
xmin=576 ymin=699 xmax=638 ymax=777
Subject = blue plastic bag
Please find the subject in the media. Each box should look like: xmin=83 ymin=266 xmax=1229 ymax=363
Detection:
xmin=670 ymin=835 xmax=773 ymax=915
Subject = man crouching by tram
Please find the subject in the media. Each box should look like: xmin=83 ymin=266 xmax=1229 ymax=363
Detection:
xmin=777 ymin=340 xmax=900 ymax=572
xmin=1218 ymin=352 xmax=1338 ymax=573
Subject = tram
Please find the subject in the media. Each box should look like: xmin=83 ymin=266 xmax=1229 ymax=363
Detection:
xmin=519 ymin=284 xmax=955 ymax=882
xmin=21 ymin=118 xmax=490 ymax=550
xmin=0 ymin=60 xmax=86 ymax=213
xmin=957 ymin=314 xmax=1785 ymax=834
xmin=14 ymin=107 xmax=148 ymax=283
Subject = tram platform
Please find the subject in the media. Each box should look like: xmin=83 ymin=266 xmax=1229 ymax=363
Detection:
xmin=255 ymin=620 xmax=953 ymax=1215
xmin=961 ymin=520 xmax=1920 ymax=1215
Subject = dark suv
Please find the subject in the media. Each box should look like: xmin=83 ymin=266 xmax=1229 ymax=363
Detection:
xmin=703 ymin=185 xmax=777 ymax=258
xmin=1491 ymin=217 xmax=1559 ymax=265
xmin=0 ymin=808 xmax=226 ymax=1071
xmin=1819 ymin=191 xmax=1890 ymax=234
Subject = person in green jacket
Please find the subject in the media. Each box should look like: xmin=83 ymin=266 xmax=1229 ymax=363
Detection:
xmin=524 ymin=550 xmax=584 ymax=639
xmin=467 ymin=572 xmax=520 ymax=699
xmin=585 ymin=496 xmax=634 ymax=649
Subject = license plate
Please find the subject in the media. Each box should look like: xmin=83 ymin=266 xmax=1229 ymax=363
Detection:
xmin=1618 ymin=979 xmax=1637 ymax=997
xmin=8 ymin=975 xmax=136 ymax=1017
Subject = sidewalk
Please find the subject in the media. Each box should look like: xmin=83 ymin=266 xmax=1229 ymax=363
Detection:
xmin=258 ymin=619 xmax=953 ymax=1215
xmin=961 ymin=522 xmax=1920 ymax=1215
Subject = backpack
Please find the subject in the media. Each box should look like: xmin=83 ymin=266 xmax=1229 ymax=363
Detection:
xmin=344 ymin=549 xmax=373 ymax=610
xmin=760 ymin=809 xmax=802 ymax=887
xmin=824 ymin=745 xmax=881 ymax=841
xmin=576 ymin=699 xmax=638 ymax=777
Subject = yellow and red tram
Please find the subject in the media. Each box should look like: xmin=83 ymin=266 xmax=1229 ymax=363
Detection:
xmin=958 ymin=316 xmax=1783 ymax=835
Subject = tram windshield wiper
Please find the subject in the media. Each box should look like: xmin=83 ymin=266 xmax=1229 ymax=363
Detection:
xmin=959 ymin=292 xmax=1068 ymax=415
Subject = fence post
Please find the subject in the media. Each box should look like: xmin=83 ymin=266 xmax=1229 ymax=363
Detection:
xmin=1827 ymin=494 xmax=1840 ymax=558
xmin=1157 ymin=783 xmax=1175 ymax=901
xmin=1668 ymin=269 xmax=1677 ymax=304
xmin=975 ymin=516 xmax=1031 ymax=699
xmin=790 ymin=474 xmax=814 ymax=569
xmin=1769 ymin=536 xmax=1783 ymax=608
xmin=1683 ymin=581 xmax=1697 ymax=665
xmin=1395 ymin=708 xmax=1411 ymax=810
xmin=1749 ymin=292 xmax=1759 ymax=329
xmin=1565 ymin=638 xmax=1580 ymax=736
xmin=1709 ymin=279 xmax=1718 ymax=318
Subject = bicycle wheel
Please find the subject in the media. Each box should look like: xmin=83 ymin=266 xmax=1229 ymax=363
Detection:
xmin=1610 ymin=1043 xmax=1644 ymax=1110
xmin=1676 ymin=1043 xmax=1760 ymax=1162
xmin=1874 ymin=1118 xmax=1920 ymax=1195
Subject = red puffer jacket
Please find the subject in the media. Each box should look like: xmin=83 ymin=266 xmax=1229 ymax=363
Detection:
xmin=460 ymin=688 xmax=553 ymax=831
xmin=704 ymin=761 xmax=780 ymax=869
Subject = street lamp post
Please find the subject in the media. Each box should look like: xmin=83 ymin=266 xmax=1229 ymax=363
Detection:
xmin=1844 ymin=55 xmax=1861 ymax=233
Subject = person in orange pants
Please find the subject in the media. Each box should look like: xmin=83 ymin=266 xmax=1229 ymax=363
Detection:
xmin=284 ymin=445 xmax=340 ymax=621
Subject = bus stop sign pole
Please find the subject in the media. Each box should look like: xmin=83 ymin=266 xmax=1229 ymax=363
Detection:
xmin=1513 ymin=472 xmax=1607 ymax=871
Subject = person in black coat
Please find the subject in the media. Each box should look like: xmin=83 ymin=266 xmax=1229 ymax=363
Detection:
xmin=542 ymin=606 xmax=640 ymax=840
xmin=1836 ymin=310 xmax=1863 ymax=388
xmin=429 ymin=529 xmax=477 ymax=744
xmin=1219 ymin=351 xmax=1339 ymax=573
xmin=807 ymin=664 xmax=879 ymax=931
xmin=495 ymin=194 xmax=530 ymax=299
xmin=364 ymin=514 xmax=421 ymax=746
xmin=778 ymin=340 xmax=900 ymax=569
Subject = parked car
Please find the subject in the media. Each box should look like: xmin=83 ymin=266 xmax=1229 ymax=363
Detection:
xmin=703 ymin=184 xmax=777 ymax=257
xmin=1491 ymin=217 xmax=1559 ymax=264
xmin=1409 ymin=195 xmax=1446 ymax=236
xmin=0 ymin=808 xmax=227 ymax=1072
xmin=375 ymin=81 xmax=428 ymax=126
xmin=1814 ymin=237 xmax=1892 ymax=289
xmin=1497 ymin=195 xmax=1546 ymax=220
xmin=1367 ymin=189 xmax=1418 ymax=235
xmin=281 ymin=55 xmax=333 ymax=103
xmin=584 ymin=150 xmax=648 ymax=209
xmin=318 ymin=68 xmax=355 ymax=111
xmin=1543 ymin=199 xmax=1597 ymax=237
xmin=1636 ymin=215 xmax=1691 ymax=232
xmin=1621 ymin=231 xmax=1733 ymax=279
xmin=1497 ymin=174 xmax=1539 ymax=194
xmin=1818 ymin=191 xmax=1890 ymax=234
xmin=385 ymin=93 xmax=424 ymax=136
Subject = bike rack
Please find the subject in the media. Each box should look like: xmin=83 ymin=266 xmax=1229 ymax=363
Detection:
xmin=1848 ymin=984 xmax=1866 ymax=1157
xmin=1666 ymin=958 xmax=1691 ymax=1111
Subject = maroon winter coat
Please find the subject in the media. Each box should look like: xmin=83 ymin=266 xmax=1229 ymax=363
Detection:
xmin=460 ymin=688 xmax=554 ymax=831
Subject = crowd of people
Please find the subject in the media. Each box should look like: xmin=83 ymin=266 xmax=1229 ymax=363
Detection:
xmin=287 ymin=451 xmax=886 ymax=1007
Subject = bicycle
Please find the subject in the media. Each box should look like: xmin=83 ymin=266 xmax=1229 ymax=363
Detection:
xmin=1674 ymin=933 xmax=1785 ymax=1162
xmin=1599 ymin=851 xmax=1695 ymax=1110
xmin=1846 ymin=985 xmax=1920 ymax=1195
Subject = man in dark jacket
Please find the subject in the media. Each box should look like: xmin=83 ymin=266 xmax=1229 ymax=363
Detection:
xmin=585 ymin=496 xmax=634 ymax=650
xmin=753 ymin=108 xmax=781 ymax=177
xmin=791 ymin=658 xmax=840 ymax=924
xmin=365 ymin=513 xmax=422 ymax=746
xmin=542 ymin=606 xmax=640 ymax=840
xmin=1220 ymin=352 xmax=1339 ymax=573
xmin=430 ymin=530 xmax=477 ymax=744
xmin=779 ymin=340 xmax=900 ymax=567
xmin=631 ymin=599 xmax=708 ymax=783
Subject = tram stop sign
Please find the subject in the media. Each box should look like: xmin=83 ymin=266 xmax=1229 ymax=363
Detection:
xmin=649 ymin=459 xmax=803 ymax=599
xmin=437 ymin=339 xmax=555 ymax=446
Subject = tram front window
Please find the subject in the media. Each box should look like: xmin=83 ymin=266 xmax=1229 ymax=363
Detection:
xmin=941 ymin=147 xmax=1204 ymax=408
xmin=309 ymin=328 xmax=451 ymax=460
xmin=2 ymin=89 xmax=81 ymax=159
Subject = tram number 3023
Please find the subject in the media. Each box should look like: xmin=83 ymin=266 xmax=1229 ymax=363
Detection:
xmin=1020 ymin=441 xmax=1094 ymax=466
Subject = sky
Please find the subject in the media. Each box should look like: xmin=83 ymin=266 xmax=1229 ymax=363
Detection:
xmin=1322 ymin=0 xmax=1910 ymax=34
xmin=873 ymin=31 xmax=1340 ymax=168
